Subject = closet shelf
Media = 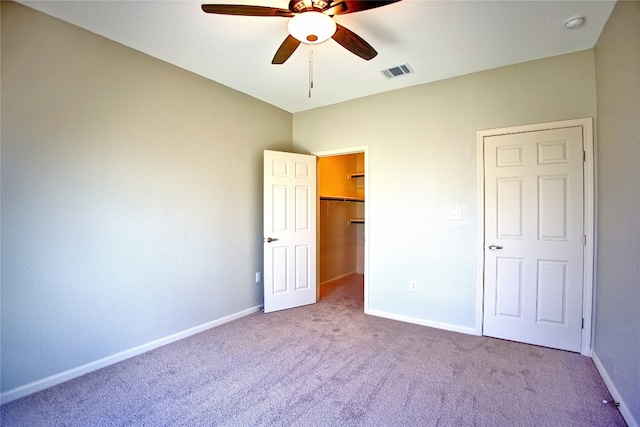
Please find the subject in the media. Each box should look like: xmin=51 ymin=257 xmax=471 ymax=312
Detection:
xmin=348 ymin=172 xmax=365 ymax=189
xmin=320 ymin=196 xmax=365 ymax=203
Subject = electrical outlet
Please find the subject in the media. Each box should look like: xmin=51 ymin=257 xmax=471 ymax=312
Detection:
xmin=410 ymin=280 xmax=417 ymax=292
xmin=255 ymin=272 xmax=261 ymax=283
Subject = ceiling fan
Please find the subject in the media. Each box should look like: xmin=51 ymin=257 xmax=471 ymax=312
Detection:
xmin=201 ymin=0 xmax=402 ymax=64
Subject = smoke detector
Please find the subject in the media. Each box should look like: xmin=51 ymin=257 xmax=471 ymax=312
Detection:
xmin=564 ymin=16 xmax=586 ymax=30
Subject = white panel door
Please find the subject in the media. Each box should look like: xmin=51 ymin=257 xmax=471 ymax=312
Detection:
xmin=263 ymin=150 xmax=317 ymax=313
xmin=483 ymin=127 xmax=584 ymax=352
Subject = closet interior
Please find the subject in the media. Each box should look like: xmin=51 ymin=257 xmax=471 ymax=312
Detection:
xmin=318 ymin=152 xmax=365 ymax=286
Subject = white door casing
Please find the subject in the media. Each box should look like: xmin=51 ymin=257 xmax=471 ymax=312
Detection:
xmin=263 ymin=150 xmax=317 ymax=313
xmin=476 ymin=119 xmax=594 ymax=356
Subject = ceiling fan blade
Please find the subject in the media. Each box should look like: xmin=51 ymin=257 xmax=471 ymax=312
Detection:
xmin=201 ymin=4 xmax=293 ymax=17
xmin=272 ymin=35 xmax=301 ymax=64
xmin=332 ymin=24 xmax=377 ymax=60
xmin=327 ymin=0 xmax=401 ymax=15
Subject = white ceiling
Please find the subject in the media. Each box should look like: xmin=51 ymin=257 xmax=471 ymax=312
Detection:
xmin=19 ymin=0 xmax=616 ymax=113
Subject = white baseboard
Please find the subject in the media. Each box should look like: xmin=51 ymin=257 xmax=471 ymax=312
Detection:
xmin=592 ymin=350 xmax=638 ymax=427
xmin=0 ymin=305 xmax=263 ymax=405
xmin=365 ymin=308 xmax=477 ymax=336
xmin=320 ymin=271 xmax=358 ymax=286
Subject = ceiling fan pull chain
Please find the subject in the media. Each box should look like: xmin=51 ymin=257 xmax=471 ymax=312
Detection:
xmin=309 ymin=48 xmax=314 ymax=98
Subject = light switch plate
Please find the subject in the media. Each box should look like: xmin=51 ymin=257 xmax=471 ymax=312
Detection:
xmin=450 ymin=209 xmax=462 ymax=221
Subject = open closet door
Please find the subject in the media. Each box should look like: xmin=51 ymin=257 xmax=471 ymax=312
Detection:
xmin=263 ymin=150 xmax=317 ymax=313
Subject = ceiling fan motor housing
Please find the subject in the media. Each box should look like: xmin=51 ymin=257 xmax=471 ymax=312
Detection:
xmin=289 ymin=0 xmax=331 ymax=13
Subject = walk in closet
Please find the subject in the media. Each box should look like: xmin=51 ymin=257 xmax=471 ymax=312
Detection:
xmin=318 ymin=153 xmax=365 ymax=285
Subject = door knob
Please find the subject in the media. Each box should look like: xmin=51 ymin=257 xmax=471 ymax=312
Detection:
xmin=487 ymin=244 xmax=503 ymax=251
xmin=266 ymin=237 xmax=278 ymax=243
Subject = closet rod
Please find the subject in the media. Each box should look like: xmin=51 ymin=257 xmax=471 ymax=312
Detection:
xmin=319 ymin=196 xmax=365 ymax=203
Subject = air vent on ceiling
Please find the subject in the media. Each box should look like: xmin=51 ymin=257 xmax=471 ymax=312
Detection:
xmin=380 ymin=63 xmax=414 ymax=79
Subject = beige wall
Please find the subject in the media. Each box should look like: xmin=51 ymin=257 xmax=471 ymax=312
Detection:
xmin=319 ymin=200 xmax=357 ymax=284
xmin=318 ymin=154 xmax=361 ymax=199
xmin=1 ymin=2 xmax=292 ymax=395
xmin=294 ymin=50 xmax=597 ymax=331
xmin=594 ymin=0 xmax=640 ymax=423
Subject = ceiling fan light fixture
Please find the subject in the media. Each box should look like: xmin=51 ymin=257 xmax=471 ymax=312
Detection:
xmin=287 ymin=11 xmax=336 ymax=44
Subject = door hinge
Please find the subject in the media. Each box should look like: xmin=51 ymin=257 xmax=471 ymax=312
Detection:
xmin=582 ymin=318 xmax=585 ymax=329
xmin=583 ymin=150 xmax=586 ymax=162
xmin=583 ymin=234 xmax=587 ymax=246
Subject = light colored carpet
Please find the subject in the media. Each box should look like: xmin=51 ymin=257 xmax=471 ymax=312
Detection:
xmin=1 ymin=274 xmax=626 ymax=426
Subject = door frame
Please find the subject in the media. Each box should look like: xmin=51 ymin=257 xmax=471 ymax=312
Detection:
xmin=475 ymin=118 xmax=594 ymax=356
xmin=312 ymin=145 xmax=369 ymax=312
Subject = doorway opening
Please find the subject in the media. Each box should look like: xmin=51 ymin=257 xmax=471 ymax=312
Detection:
xmin=314 ymin=147 xmax=368 ymax=309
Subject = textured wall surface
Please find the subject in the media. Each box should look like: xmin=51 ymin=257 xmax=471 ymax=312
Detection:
xmin=294 ymin=50 xmax=597 ymax=331
xmin=1 ymin=2 xmax=292 ymax=394
xmin=594 ymin=0 xmax=640 ymax=423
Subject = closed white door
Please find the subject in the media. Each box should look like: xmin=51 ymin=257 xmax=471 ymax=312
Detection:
xmin=483 ymin=126 xmax=584 ymax=352
xmin=263 ymin=150 xmax=317 ymax=313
